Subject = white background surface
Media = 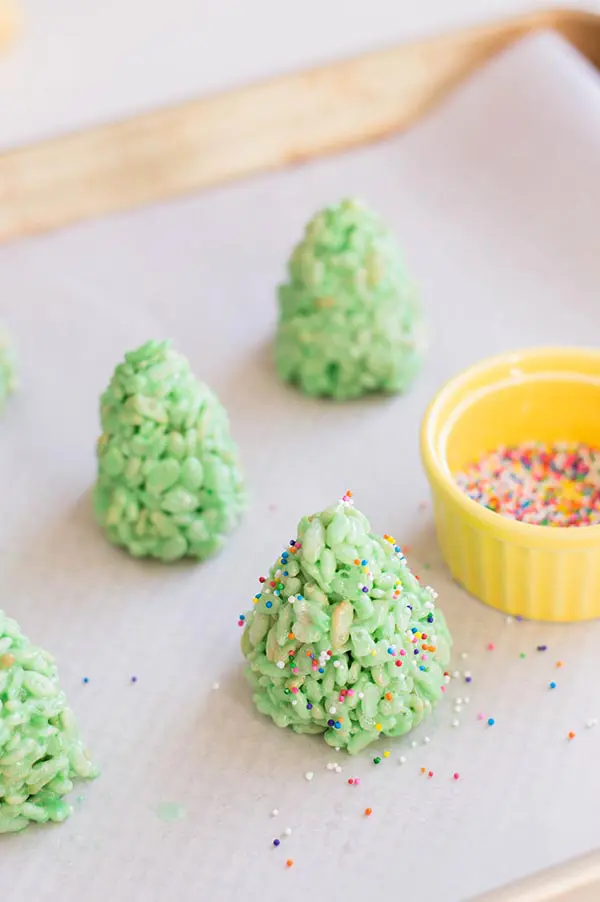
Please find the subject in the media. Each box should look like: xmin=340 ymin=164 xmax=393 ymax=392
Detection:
xmin=1 ymin=31 xmax=600 ymax=902
xmin=0 ymin=0 xmax=598 ymax=148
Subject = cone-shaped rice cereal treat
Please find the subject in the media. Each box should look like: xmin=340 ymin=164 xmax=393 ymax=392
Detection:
xmin=93 ymin=340 xmax=246 ymax=562
xmin=241 ymin=493 xmax=451 ymax=754
xmin=0 ymin=324 xmax=17 ymax=411
xmin=0 ymin=611 xmax=98 ymax=833
xmin=274 ymin=199 xmax=424 ymax=400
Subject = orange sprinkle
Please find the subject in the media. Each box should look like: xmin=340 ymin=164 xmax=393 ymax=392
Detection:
xmin=568 ymin=731 xmax=576 ymax=740
xmin=385 ymin=692 xmax=393 ymax=701
xmin=354 ymin=559 xmax=360 ymax=565
xmin=0 ymin=654 xmax=15 ymax=669
xmin=420 ymin=767 xmax=427 ymax=774
xmin=364 ymin=807 xmax=373 ymax=816
xmin=286 ymin=859 xmax=294 ymax=868
xmin=556 ymin=661 xmax=564 ymax=668
xmin=288 ymin=633 xmax=295 ymax=640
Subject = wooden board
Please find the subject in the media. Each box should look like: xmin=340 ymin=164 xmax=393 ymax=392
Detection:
xmin=0 ymin=7 xmax=599 ymax=243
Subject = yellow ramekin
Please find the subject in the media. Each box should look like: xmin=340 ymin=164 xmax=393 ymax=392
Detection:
xmin=420 ymin=347 xmax=600 ymax=622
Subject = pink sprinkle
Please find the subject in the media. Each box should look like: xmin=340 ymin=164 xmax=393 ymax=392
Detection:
xmin=354 ymin=778 xmax=360 ymax=786
xmin=421 ymin=654 xmax=428 ymax=661
xmin=399 ymin=649 xmax=406 ymax=656
xmin=441 ymin=686 xmax=446 ymax=692
xmin=291 ymin=687 xmax=299 ymax=694
xmin=487 ymin=643 xmax=495 ymax=651
xmin=347 ymin=689 xmax=354 ymax=696
xmin=292 ymin=668 xmax=299 ymax=674
xmin=477 ymin=713 xmax=485 ymax=720
xmin=453 ymin=773 xmax=460 ymax=780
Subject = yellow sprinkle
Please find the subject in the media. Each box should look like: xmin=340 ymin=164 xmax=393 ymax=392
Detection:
xmin=383 ymin=750 xmax=390 ymax=758
xmin=375 ymin=723 xmax=382 ymax=731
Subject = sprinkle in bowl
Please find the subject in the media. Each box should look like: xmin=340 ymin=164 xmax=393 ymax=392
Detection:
xmin=420 ymin=347 xmax=600 ymax=622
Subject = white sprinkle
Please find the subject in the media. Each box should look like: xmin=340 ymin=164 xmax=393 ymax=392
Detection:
xmin=399 ymin=756 xmax=407 ymax=765
xmin=452 ymin=670 xmax=460 ymax=679
xmin=333 ymin=661 xmax=341 ymax=669
xmin=335 ymin=765 xmax=342 ymax=774
xmin=271 ymin=809 xmax=279 ymax=817
xmin=464 ymin=670 xmax=472 ymax=679
xmin=326 ymin=762 xmax=335 ymax=771
xmin=358 ymin=692 xmax=365 ymax=699
xmin=283 ymin=827 xmax=292 ymax=836
xmin=454 ymin=705 xmax=462 ymax=714
xmin=329 ymin=707 xmax=337 ymax=714
xmin=586 ymin=718 xmax=598 ymax=729
xmin=452 ymin=719 xmax=460 ymax=728
xmin=423 ymin=736 xmax=431 ymax=744
xmin=276 ymin=661 xmax=285 ymax=670
xmin=212 ymin=682 xmax=220 ymax=690
xmin=410 ymin=740 xmax=417 ymax=749
xmin=506 ymin=616 xmax=513 ymax=624
xmin=334 ymin=747 xmax=341 ymax=752
xmin=464 ymin=696 xmax=470 ymax=704
xmin=456 ymin=697 xmax=463 ymax=705
xmin=291 ymin=700 xmax=297 ymax=706
xmin=461 ymin=652 xmax=469 ymax=659
xmin=305 ymin=771 xmax=314 ymax=782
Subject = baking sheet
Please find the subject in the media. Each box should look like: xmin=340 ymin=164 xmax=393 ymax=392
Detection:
xmin=1 ymin=30 xmax=600 ymax=902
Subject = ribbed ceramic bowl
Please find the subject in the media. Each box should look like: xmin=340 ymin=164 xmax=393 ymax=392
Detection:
xmin=420 ymin=347 xmax=600 ymax=622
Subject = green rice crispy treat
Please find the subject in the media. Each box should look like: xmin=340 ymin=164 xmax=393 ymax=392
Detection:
xmin=241 ymin=493 xmax=451 ymax=754
xmin=274 ymin=199 xmax=424 ymax=400
xmin=0 ymin=611 xmax=97 ymax=833
xmin=93 ymin=340 xmax=246 ymax=562
xmin=0 ymin=325 xmax=17 ymax=411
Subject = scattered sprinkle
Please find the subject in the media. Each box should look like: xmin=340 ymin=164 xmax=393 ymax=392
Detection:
xmin=549 ymin=681 xmax=557 ymax=690
xmin=537 ymin=645 xmax=548 ymax=652
xmin=399 ymin=756 xmax=407 ymax=765
xmin=568 ymin=731 xmax=576 ymax=740
xmin=283 ymin=827 xmax=292 ymax=837
xmin=82 ymin=677 xmax=89 ymax=684
xmin=486 ymin=643 xmax=495 ymax=651
xmin=453 ymin=772 xmax=460 ymax=780
xmin=273 ymin=839 xmax=281 ymax=847
xmin=271 ymin=808 xmax=279 ymax=817
xmin=487 ymin=718 xmax=495 ymax=727
xmin=212 ymin=682 xmax=220 ymax=690
xmin=304 ymin=771 xmax=314 ymax=782
xmin=364 ymin=807 xmax=373 ymax=817
xmin=286 ymin=859 xmax=294 ymax=868
xmin=586 ymin=719 xmax=598 ymax=729
xmin=130 ymin=676 xmax=138 ymax=683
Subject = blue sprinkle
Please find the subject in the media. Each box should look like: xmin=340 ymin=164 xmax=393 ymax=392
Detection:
xmin=549 ymin=681 xmax=557 ymax=689
xmin=334 ymin=721 xmax=341 ymax=729
xmin=327 ymin=719 xmax=335 ymax=727
xmin=297 ymin=595 xmax=303 ymax=600
xmin=394 ymin=545 xmax=401 ymax=552
xmin=487 ymin=717 xmax=495 ymax=726
xmin=361 ymin=559 xmax=368 ymax=566
xmin=427 ymin=614 xmax=434 ymax=623
xmin=406 ymin=605 xmax=413 ymax=611
xmin=273 ymin=839 xmax=280 ymax=847
xmin=239 ymin=614 xmax=245 ymax=621
xmin=318 ymin=668 xmax=324 ymax=674
xmin=283 ymin=571 xmax=289 ymax=576
xmin=413 ymin=649 xmax=419 ymax=655
xmin=306 ymin=703 xmax=313 ymax=710
xmin=361 ymin=587 xmax=368 ymax=593
xmin=266 ymin=601 xmax=273 ymax=609
xmin=387 ymin=647 xmax=394 ymax=655
xmin=419 ymin=665 xmax=427 ymax=671
xmin=254 ymin=593 xmax=262 ymax=599
xmin=82 ymin=677 xmax=89 ymax=684
xmin=411 ymin=627 xmax=418 ymax=633
xmin=274 ymin=590 xmax=280 ymax=596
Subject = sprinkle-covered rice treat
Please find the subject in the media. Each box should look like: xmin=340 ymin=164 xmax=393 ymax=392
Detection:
xmin=0 ymin=611 xmax=98 ymax=833
xmin=241 ymin=493 xmax=451 ymax=754
xmin=93 ymin=340 xmax=246 ymax=561
xmin=274 ymin=199 xmax=424 ymax=400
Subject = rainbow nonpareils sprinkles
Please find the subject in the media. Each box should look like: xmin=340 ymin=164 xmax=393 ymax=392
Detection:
xmin=240 ymin=493 xmax=452 ymax=754
xmin=456 ymin=442 xmax=600 ymax=527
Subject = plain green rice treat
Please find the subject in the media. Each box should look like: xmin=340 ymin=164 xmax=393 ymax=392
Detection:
xmin=275 ymin=199 xmax=424 ymax=400
xmin=241 ymin=494 xmax=451 ymax=754
xmin=0 ymin=325 xmax=17 ymax=410
xmin=0 ymin=611 xmax=98 ymax=833
xmin=94 ymin=340 xmax=246 ymax=562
